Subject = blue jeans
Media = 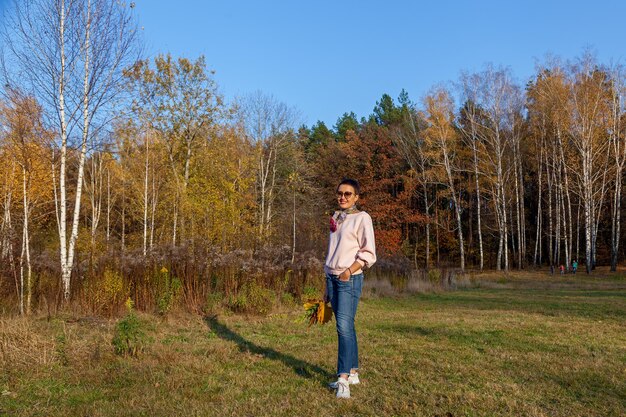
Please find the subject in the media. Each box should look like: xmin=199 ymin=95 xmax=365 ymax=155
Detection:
xmin=326 ymin=272 xmax=363 ymax=376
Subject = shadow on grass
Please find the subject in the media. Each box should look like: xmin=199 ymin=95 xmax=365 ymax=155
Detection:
xmin=204 ymin=315 xmax=332 ymax=384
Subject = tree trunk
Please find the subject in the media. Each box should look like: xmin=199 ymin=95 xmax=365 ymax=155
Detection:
xmin=435 ymin=196 xmax=440 ymax=267
xmin=610 ymin=166 xmax=622 ymax=271
xmin=64 ymin=2 xmax=93 ymax=300
xmin=106 ymin=166 xmax=111 ymax=244
xmin=150 ymin=165 xmax=158 ymax=250
xmin=423 ymin=183 xmax=430 ymax=270
xmin=143 ymin=133 xmax=149 ymax=256
xmin=472 ymin=138 xmax=484 ymax=270
xmin=512 ymin=137 xmax=524 ymax=269
xmin=534 ymin=149 xmax=543 ymax=266
xmin=291 ymin=187 xmax=296 ymax=263
xmin=518 ymin=145 xmax=526 ymax=268
xmin=58 ymin=0 xmax=71 ymax=300
xmin=584 ymin=197 xmax=592 ymax=274
xmin=557 ymin=129 xmax=574 ymax=273
xmin=494 ymin=184 xmax=503 ymax=271
xmin=554 ymin=155 xmax=561 ymax=267
xmin=609 ymin=79 xmax=624 ymax=272
xmin=575 ymin=203 xmax=580 ymax=261
xmin=546 ymin=158 xmax=554 ymax=269
xmin=592 ymin=164 xmax=610 ymax=271
xmin=21 ymin=166 xmax=32 ymax=315
xmin=502 ymin=183 xmax=509 ymax=271
xmin=442 ymin=148 xmax=464 ymax=271
xmin=583 ymin=149 xmax=593 ymax=274
xmin=1 ymin=163 xmax=16 ymax=260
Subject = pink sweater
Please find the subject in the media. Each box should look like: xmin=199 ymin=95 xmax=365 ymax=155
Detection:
xmin=324 ymin=211 xmax=377 ymax=275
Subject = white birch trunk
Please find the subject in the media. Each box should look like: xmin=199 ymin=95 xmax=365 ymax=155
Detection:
xmin=514 ymin=139 xmax=526 ymax=269
xmin=423 ymin=183 xmax=430 ymax=270
xmin=513 ymin=159 xmax=521 ymax=268
xmin=534 ymin=148 xmax=543 ymax=266
xmin=557 ymin=130 xmax=574 ymax=272
xmin=443 ymin=151 xmax=464 ymax=271
xmin=494 ymin=184 xmax=503 ymax=271
xmin=554 ymin=152 xmax=561 ymax=266
xmin=1 ymin=163 xmax=16 ymax=260
xmin=64 ymin=0 xmax=93 ymax=299
xmin=291 ymin=187 xmax=296 ymax=263
xmin=582 ymin=134 xmax=593 ymax=273
xmin=89 ymin=154 xmax=103 ymax=249
xmin=150 ymin=165 xmax=158 ymax=250
xmin=592 ymin=162 xmax=610 ymax=270
xmin=575 ymin=203 xmax=580 ymax=261
xmin=58 ymin=0 xmax=71 ymax=300
xmin=502 ymin=184 xmax=510 ymax=272
xmin=21 ymin=166 xmax=32 ymax=315
xmin=471 ymin=133 xmax=484 ymax=270
xmin=266 ymin=143 xmax=279 ymax=237
xmin=561 ymin=185 xmax=570 ymax=271
xmin=143 ymin=133 xmax=149 ymax=256
xmin=609 ymin=78 xmax=624 ymax=271
xmin=546 ymin=157 xmax=554 ymax=268
xmin=106 ymin=166 xmax=111 ymax=243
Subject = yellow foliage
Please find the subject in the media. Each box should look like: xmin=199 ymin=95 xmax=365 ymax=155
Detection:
xmin=88 ymin=269 xmax=128 ymax=315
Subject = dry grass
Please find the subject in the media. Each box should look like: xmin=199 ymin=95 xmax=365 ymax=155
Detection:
xmin=1 ymin=271 xmax=625 ymax=416
xmin=0 ymin=319 xmax=56 ymax=369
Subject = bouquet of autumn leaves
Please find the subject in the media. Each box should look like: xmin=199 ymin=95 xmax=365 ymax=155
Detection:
xmin=302 ymin=300 xmax=333 ymax=327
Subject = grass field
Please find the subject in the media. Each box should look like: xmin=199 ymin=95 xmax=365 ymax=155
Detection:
xmin=1 ymin=270 xmax=625 ymax=416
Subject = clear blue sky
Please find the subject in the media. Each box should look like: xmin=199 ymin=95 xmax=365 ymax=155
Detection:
xmin=4 ymin=0 xmax=626 ymax=127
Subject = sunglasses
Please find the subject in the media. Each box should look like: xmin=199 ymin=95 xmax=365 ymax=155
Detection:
xmin=336 ymin=191 xmax=354 ymax=198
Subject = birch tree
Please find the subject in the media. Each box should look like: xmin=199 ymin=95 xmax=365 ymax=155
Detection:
xmin=457 ymin=96 xmax=488 ymax=270
xmin=0 ymin=159 xmax=15 ymax=263
xmin=238 ymin=91 xmax=298 ymax=241
xmin=125 ymin=55 xmax=222 ymax=246
xmin=393 ymin=106 xmax=434 ymax=269
xmin=2 ymin=0 xmax=140 ymax=299
xmin=83 ymin=149 xmax=106 ymax=256
xmin=462 ymin=66 xmax=521 ymax=270
xmin=528 ymin=67 xmax=571 ymax=269
xmin=608 ymin=66 xmax=626 ymax=271
xmin=422 ymin=87 xmax=465 ymax=271
xmin=2 ymin=91 xmax=35 ymax=314
xmin=565 ymin=57 xmax=612 ymax=273
xmin=1 ymin=89 xmax=52 ymax=314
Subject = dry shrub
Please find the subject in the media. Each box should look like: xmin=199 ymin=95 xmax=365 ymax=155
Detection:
xmin=363 ymin=278 xmax=400 ymax=298
xmin=365 ymin=267 xmax=467 ymax=296
xmin=454 ymin=272 xmax=472 ymax=288
xmin=406 ymin=277 xmax=436 ymax=293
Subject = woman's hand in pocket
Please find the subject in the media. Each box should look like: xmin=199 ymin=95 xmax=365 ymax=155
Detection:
xmin=339 ymin=269 xmax=351 ymax=282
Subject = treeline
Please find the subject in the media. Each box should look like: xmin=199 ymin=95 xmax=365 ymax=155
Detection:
xmin=1 ymin=0 xmax=625 ymax=316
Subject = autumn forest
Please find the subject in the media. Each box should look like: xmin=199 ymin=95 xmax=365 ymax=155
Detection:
xmin=1 ymin=0 xmax=625 ymax=316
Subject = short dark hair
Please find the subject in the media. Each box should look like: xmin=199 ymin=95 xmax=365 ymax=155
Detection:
xmin=337 ymin=178 xmax=360 ymax=195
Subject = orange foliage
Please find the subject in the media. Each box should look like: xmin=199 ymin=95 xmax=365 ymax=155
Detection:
xmin=311 ymin=122 xmax=416 ymax=256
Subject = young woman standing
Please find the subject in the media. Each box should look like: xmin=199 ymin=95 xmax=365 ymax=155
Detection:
xmin=324 ymin=178 xmax=376 ymax=399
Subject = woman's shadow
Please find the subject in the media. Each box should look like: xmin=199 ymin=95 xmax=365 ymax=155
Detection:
xmin=204 ymin=315 xmax=332 ymax=385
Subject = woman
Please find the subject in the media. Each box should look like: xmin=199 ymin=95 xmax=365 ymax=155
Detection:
xmin=324 ymin=178 xmax=376 ymax=399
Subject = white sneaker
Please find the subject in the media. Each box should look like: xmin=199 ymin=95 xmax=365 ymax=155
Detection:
xmin=328 ymin=373 xmax=359 ymax=389
xmin=335 ymin=379 xmax=350 ymax=399
xmin=348 ymin=373 xmax=360 ymax=385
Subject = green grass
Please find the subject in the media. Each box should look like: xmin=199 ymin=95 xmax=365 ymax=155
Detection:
xmin=1 ymin=271 xmax=625 ymax=416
